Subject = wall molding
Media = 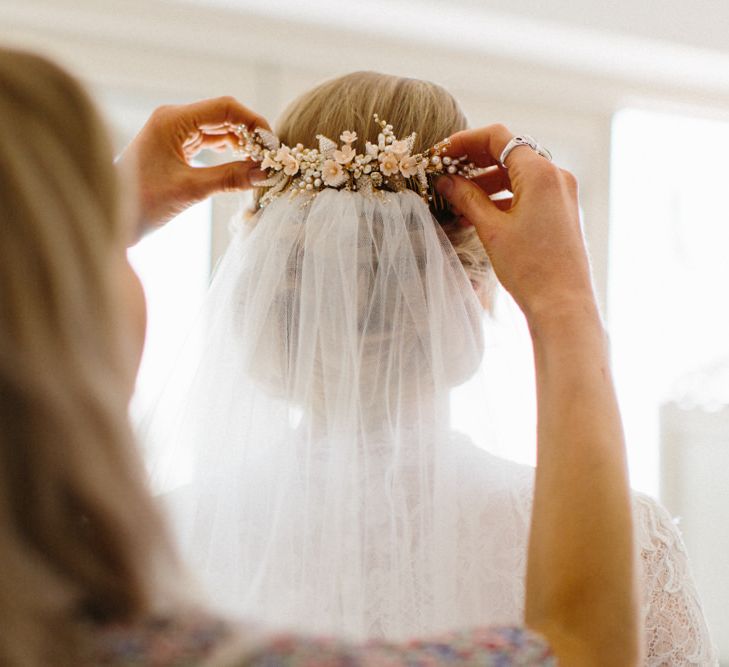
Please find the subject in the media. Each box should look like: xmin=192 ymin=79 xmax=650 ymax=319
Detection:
xmin=4 ymin=0 xmax=729 ymax=119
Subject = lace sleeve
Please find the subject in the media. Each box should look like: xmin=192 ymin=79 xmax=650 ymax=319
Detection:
xmin=244 ymin=626 xmax=555 ymax=666
xmin=634 ymin=493 xmax=718 ymax=666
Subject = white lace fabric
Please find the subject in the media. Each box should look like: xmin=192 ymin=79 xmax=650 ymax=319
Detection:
xmin=634 ymin=494 xmax=719 ymax=666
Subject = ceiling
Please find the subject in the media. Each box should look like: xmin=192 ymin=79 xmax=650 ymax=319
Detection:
xmin=164 ymin=0 xmax=729 ymax=101
xmin=179 ymin=0 xmax=729 ymax=57
xmin=4 ymin=0 xmax=729 ymax=117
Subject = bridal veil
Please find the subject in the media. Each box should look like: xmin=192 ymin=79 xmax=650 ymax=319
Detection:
xmin=142 ymin=187 xmax=532 ymax=640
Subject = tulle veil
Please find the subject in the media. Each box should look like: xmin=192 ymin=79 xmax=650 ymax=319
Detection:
xmin=140 ymin=187 xmax=534 ymax=640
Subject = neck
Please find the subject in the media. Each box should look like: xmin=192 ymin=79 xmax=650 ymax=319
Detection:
xmin=299 ymin=388 xmax=452 ymax=444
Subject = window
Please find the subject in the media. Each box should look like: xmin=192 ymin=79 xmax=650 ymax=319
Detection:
xmin=609 ymin=108 xmax=729 ymax=497
xmin=128 ymin=200 xmax=212 ymax=424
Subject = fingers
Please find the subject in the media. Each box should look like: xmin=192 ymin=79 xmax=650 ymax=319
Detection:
xmin=445 ymin=124 xmax=555 ymax=200
xmin=186 ymin=160 xmax=266 ymax=200
xmin=183 ymin=131 xmax=241 ymax=159
xmin=491 ymin=194 xmax=513 ymax=211
xmin=454 ymin=194 xmax=512 ymax=227
xmin=436 ymin=175 xmax=504 ymax=233
xmin=172 ymin=96 xmax=271 ymax=134
xmin=444 ymin=124 xmax=515 ymax=168
xmin=559 ymin=168 xmax=579 ymax=198
xmin=468 ymin=165 xmax=511 ymax=195
xmin=451 ymin=166 xmax=511 ymax=227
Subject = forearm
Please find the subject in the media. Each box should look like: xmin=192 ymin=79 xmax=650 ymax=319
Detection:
xmin=524 ymin=300 xmax=639 ymax=665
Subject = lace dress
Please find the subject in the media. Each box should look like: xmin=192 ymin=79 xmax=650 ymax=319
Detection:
xmin=84 ymin=612 xmax=555 ymax=666
xmin=494 ymin=449 xmax=719 ymax=666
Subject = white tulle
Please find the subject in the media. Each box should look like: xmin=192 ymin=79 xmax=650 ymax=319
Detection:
xmin=140 ymin=188 xmax=717 ymax=663
xmin=141 ymin=189 xmax=530 ymax=639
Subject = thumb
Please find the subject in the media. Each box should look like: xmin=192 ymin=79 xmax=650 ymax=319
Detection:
xmin=187 ymin=161 xmax=266 ymax=199
xmin=436 ymin=175 xmax=503 ymax=231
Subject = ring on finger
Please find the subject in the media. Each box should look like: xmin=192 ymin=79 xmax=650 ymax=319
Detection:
xmin=499 ymin=135 xmax=552 ymax=168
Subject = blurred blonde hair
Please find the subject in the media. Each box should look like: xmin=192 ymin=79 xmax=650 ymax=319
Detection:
xmin=272 ymin=71 xmax=495 ymax=302
xmin=0 ymin=48 xmax=179 ymax=665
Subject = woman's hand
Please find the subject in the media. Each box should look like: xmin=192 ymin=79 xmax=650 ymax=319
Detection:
xmin=117 ymin=96 xmax=269 ymax=241
xmin=437 ymin=125 xmax=595 ymax=326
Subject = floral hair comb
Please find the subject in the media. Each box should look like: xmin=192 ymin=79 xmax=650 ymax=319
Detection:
xmin=230 ymin=114 xmax=482 ymax=209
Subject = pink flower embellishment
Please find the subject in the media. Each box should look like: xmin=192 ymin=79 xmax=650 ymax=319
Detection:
xmin=378 ymin=151 xmax=400 ymax=177
xmin=274 ymin=146 xmax=292 ymax=162
xmin=333 ymin=144 xmax=356 ymax=165
xmin=280 ymin=153 xmax=299 ymax=176
xmin=260 ymin=154 xmax=279 ymax=171
xmin=389 ymin=139 xmax=409 ymax=156
xmin=322 ymin=159 xmax=347 ymax=187
xmin=340 ymin=130 xmax=358 ymax=144
xmin=398 ymin=155 xmax=419 ymax=178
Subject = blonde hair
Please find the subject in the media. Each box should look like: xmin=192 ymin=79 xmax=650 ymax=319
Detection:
xmin=273 ymin=71 xmax=495 ymax=301
xmin=0 ymin=48 xmax=178 ymax=665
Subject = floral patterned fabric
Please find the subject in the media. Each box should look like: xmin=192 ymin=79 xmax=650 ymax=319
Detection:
xmin=246 ymin=626 xmax=555 ymax=666
xmin=85 ymin=612 xmax=555 ymax=666
xmin=84 ymin=611 xmax=232 ymax=666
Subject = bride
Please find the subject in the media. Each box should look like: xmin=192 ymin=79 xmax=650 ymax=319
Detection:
xmin=142 ymin=71 xmax=717 ymax=665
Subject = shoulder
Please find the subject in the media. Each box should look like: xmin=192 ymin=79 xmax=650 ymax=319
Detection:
xmin=630 ymin=492 xmax=701 ymax=610
xmin=450 ymin=432 xmax=535 ymax=489
xmin=631 ymin=491 xmax=687 ymax=557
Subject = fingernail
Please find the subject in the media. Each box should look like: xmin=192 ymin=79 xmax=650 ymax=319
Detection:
xmin=436 ymin=175 xmax=453 ymax=197
xmin=249 ymin=168 xmax=267 ymax=186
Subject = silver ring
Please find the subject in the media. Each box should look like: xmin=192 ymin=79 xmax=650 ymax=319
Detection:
xmin=499 ymin=135 xmax=552 ymax=168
